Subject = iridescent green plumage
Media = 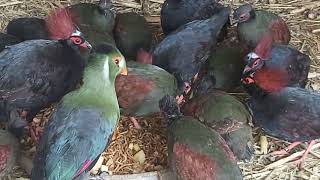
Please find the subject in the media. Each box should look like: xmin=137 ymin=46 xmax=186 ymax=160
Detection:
xmin=68 ymin=0 xmax=116 ymax=48
xmin=31 ymin=44 xmax=127 ymax=180
xmin=182 ymin=90 xmax=254 ymax=161
xmin=159 ymin=95 xmax=243 ymax=180
xmin=114 ymin=12 xmax=152 ymax=59
xmin=234 ymin=4 xmax=290 ymax=49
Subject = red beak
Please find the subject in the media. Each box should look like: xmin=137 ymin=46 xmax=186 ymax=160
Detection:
xmin=241 ymin=77 xmax=255 ymax=84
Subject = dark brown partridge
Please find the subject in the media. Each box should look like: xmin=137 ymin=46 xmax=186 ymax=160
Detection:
xmin=181 ymin=90 xmax=254 ymax=162
xmin=242 ymin=34 xmax=310 ymax=97
xmin=233 ymin=3 xmax=290 ymax=49
xmin=0 ymin=8 xmax=91 ymax=141
xmin=153 ymin=7 xmax=230 ymax=98
xmin=159 ymin=95 xmax=243 ymax=180
xmin=246 ymin=86 xmax=320 ymax=168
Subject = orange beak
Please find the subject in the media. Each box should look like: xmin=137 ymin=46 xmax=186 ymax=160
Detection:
xmin=121 ymin=67 xmax=128 ymax=76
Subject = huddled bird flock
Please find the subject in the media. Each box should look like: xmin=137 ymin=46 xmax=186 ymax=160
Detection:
xmin=0 ymin=0 xmax=318 ymax=179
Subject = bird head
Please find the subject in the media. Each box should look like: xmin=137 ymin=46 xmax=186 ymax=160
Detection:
xmin=159 ymin=95 xmax=182 ymax=125
xmin=232 ymin=4 xmax=254 ymax=24
xmin=46 ymin=8 xmax=92 ymax=50
xmin=243 ymin=34 xmax=273 ymax=74
xmin=94 ymin=44 xmax=128 ymax=81
xmin=243 ymin=52 xmax=265 ymax=74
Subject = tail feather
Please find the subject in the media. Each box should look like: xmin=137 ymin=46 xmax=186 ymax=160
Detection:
xmin=159 ymin=95 xmax=182 ymax=125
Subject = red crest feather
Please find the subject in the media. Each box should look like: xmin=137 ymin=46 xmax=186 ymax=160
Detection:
xmin=46 ymin=8 xmax=75 ymax=40
xmin=269 ymin=19 xmax=291 ymax=45
xmin=254 ymin=34 xmax=273 ymax=60
xmin=254 ymin=68 xmax=288 ymax=93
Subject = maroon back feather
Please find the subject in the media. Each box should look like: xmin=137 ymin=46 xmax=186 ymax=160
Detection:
xmin=254 ymin=68 xmax=288 ymax=93
xmin=46 ymin=8 xmax=76 ymax=40
xmin=269 ymin=18 xmax=290 ymax=45
xmin=115 ymin=74 xmax=155 ymax=108
xmin=254 ymin=34 xmax=273 ymax=60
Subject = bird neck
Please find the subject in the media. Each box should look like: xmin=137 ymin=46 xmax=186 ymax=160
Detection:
xmin=62 ymin=55 xmax=120 ymax=122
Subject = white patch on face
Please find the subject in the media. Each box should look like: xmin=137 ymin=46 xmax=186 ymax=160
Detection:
xmin=103 ymin=58 xmax=110 ymax=82
xmin=247 ymin=52 xmax=259 ymax=59
xmin=71 ymin=30 xmax=81 ymax=37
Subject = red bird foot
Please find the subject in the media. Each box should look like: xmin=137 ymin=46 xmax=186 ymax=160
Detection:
xmin=270 ymin=142 xmax=301 ymax=157
xmin=290 ymin=140 xmax=316 ymax=169
xmin=129 ymin=117 xmax=142 ymax=129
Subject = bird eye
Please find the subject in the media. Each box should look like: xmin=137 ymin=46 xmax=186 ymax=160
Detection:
xmin=70 ymin=36 xmax=84 ymax=45
xmin=114 ymin=58 xmax=120 ymax=66
xmin=252 ymin=58 xmax=261 ymax=68
xmin=239 ymin=13 xmax=248 ymax=21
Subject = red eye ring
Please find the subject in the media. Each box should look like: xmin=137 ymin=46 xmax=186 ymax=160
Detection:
xmin=70 ymin=36 xmax=84 ymax=45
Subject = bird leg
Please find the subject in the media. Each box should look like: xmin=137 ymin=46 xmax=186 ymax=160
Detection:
xmin=270 ymin=141 xmax=301 ymax=157
xmin=176 ymin=95 xmax=185 ymax=106
xmin=129 ymin=117 xmax=142 ymax=129
xmin=176 ymin=82 xmax=192 ymax=106
xmin=27 ymin=121 xmax=44 ymax=143
xmin=291 ymin=140 xmax=316 ymax=169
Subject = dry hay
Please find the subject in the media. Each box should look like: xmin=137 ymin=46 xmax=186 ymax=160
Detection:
xmin=1 ymin=0 xmax=320 ymax=179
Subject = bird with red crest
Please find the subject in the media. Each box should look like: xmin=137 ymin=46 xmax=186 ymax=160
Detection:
xmin=0 ymin=7 xmax=91 ymax=143
xmin=241 ymin=33 xmax=310 ymax=97
xmin=233 ymin=3 xmax=291 ymax=49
